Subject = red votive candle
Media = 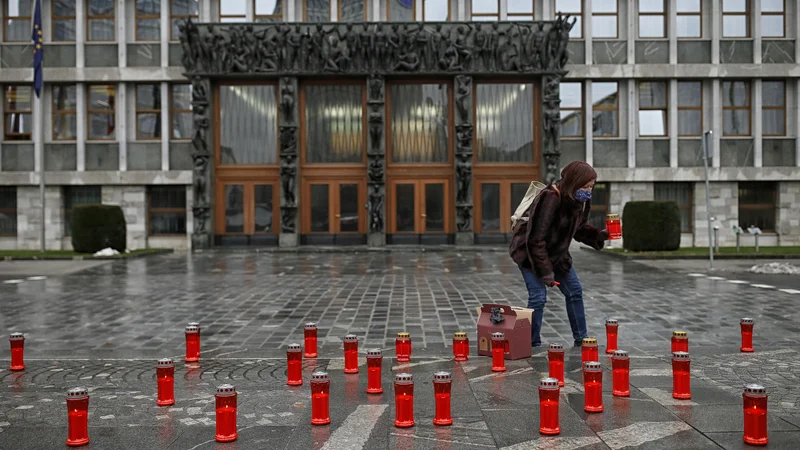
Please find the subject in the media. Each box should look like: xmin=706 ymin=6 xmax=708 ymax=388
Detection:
xmin=156 ymin=358 xmax=175 ymax=406
xmin=581 ymin=338 xmax=598 ymax=363
xmin=343 ymin=334 xmax=359 ymax=374
xmin=311 ymin=371 xmax=331 ymax=425
xmin=286 ymin=343 xmax=303 ymax=386
xmin=432 ymin=371 xmax=453 ymax=426
xmin=66 ymin=387 xmax=90 ymax=447
xmin=605 ymin=319 xmax=618 ymax=354
xmin=583 ymin=361 xmax=604 ymax=413
xmin=672 ymin=352 xmax=691 ymax=400
xmin=396 ymin=332 xmax=411 ymax=363
xmin=491 ymin=332 xmax=506 ymax=372
xmin=611 ymin=350 xmax=630 ymax=397
xmin=671 ymin=331 xmax=688 ymax=353
xmin=548 ymin=343 xmax=565 ymax=387
xmin=9 ymin=332 xmax=24 ymax=371
xmin=304 ymin=322 xmax=318 ymax=358
xmin=538 ymin=377 xmax=561 ymax=435
xmin=366 ymin=349 xmax=383 ymax=394
xmin=740 ymin=318 xmax=754 ymax=353
xmin=453 ymin=331 xmax=469 ymax=362
xmin=184 ymin=325 xmax=200 ymax=363
xmin=394 ymin=373 xmax=415 ymax=428
xmin=743 ymin=384 xmax=768 ymax=446
xmin=215 ymin=384 xmax=237 ymax=442
xmin=606 ymin=214 xmax=621 ymax=240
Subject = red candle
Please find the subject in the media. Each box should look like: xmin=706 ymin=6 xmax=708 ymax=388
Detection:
xmin=9 ymin=332 xmax=24 ymax=371
xmin=432 ymin=371 xmax=453 ymax=426
xmin=491 ymin=332 xmax=506 ymax=372
xmin=611 ymin=350 xmax=630 ymax=397
xmin=66 ymin=387 xmax=90 ymax=447
xmin=343 ymin=334 xmax=359 ymax=374
xmin=286 ymin=343 xmax=303 ymax=386
xmin=740 ymin=318 xmax=754 ymax=353
xmin=581 ymin=338 xmax=598 ymax=363
xmin=605 ymin=319 xmax=618 ymax=354
xmin=184 ymin=325 xmax=200 ymax=363
xmin=606 ymin=214 xmax=621 ymax=240
xmin=672 ymin=352 xmax=691 ymax=400
xmin=310 ymin=371 xmax=331 ymax=425
xmin=396 ymin=332 xmax=411 ymax=363
xmin=453 ymin=331 xmax=469 ymax=362
xmin=583 ymin=361 xmax=604 ymax=413
xmin=394 ymin=373 xmax=415 ymax=428
xmin=366 ymin=349 xmax=383 ymax=394
xmin=671 ymin=331 xmax=688 ymax=353
xmin=156 ymin=358 xmax=175 ymax=406
xmin=547 ymin=343 xmax=565 ymax=387
xmin=215 ymin=384 xmax=238 ymax=442
xmin=743 ymin=384 xmax=768 ymax=446
xmin=304 ymin=322 xmax=318 ymax=358
xmin=538 ymin=378 xmax=561 ymax=435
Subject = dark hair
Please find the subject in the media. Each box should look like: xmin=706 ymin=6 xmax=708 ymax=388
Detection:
xmin=557 ymin=161 xmax=597 ymax=199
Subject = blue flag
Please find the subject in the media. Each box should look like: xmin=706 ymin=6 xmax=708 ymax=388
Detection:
xmin=32 ymin=0 xmax=43 ymax=98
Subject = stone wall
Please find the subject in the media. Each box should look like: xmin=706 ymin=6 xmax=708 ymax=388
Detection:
xmin=692 ymin=182 xmax=738 ymax=247
xmin=102 ymin=186 xmax=147 ymax=250
xmin=778 ymin=181 xmax=800 ymax=246
xmin=17 ymin=187 xmax=65 ymax=250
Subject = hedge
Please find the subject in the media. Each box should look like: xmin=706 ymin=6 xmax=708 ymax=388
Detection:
xmin=622 ymin=201 xmax=681 ymax=252
xmin=71 ymin=204 xmax=127 ymax=254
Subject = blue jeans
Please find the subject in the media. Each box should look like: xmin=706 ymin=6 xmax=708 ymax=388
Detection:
xmin=519 ymin=266 xmax=588 ymax=347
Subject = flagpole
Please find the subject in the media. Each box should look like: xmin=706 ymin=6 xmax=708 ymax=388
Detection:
xmin=37 ymin=93 xmax=45 ymax=254
xmin=33 ymin=0 xmax=45 ymax=254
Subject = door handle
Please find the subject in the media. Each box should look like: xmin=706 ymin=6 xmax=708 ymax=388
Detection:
xmin=335 ymin=214 xmax=341 ymax=218
xmin=421 ymin=214 xmax=427 ymax=218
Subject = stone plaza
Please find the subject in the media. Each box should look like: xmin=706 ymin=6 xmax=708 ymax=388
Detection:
xmin=1 ymin=248 xmax=800 ymax=449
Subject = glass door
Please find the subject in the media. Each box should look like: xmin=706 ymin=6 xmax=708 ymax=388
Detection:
xmin=388 ymin=179 xmax=451 ymax=244
xmin=302 ymin=179 xmax=366 ymax=245
xmin=215 ymin=181 xmax=279 ymax=246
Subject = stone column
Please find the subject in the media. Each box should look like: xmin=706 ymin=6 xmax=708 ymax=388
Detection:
xmin=367 ymin=75 xmax=386 ymax=247
xmin=279 ymin=77 xmax=299 ymax=247
xmin=454 ymin=75 xmax=473 ymax=245
xmin=189 ymin=76 xmax=212 ymax=249
xmin=542 ymin=74 xmax=562 ymax=184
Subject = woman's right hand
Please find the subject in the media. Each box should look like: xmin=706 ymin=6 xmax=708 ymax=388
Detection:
xmin=541 ymin=272 xmax=556 ymax=288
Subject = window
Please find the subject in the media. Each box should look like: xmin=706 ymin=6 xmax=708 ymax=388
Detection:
xmin=476 ymin=181 xmax=530 ymax=234
xmin=88 ymin=85 xmax=116 ymax=140
xmin=389 ymin=83 xmax=449 ymax=163
xmin=475 ymin=83 xmax=534 ymax=163
xmin=555 ymin=0 xmax=582 ymax=38
xmin=722 ymin=81 xmax=750 ymax=136
xmin=592 ymin=0 xmax=617 ymax=38
xmin=171 ymin=0 xmax=199 ymax=40
xmin=471 ymin=0 xmax=499 ymax=21
xmin=638 ymin=81 xmax=667 ymax=137
xmin=762 ymin=81 xmax=785 ymax=136
xmin=423 ymin=0 xmax=448 ymax=21
xmin=677 ymin=82 xmax=702 ymax=136
xmin=639 ymin=0 xmax=666 ymax=38
xmin=149 ymin=186 xmax=187 ymax=235
xmin=387 ymin=0 xmax=414 ymax=21
xmin=53 ymin=0 xmax=77 ymax=41
xmin=304 ymin=84 xmax=364 ymax=163
xmin=560 ymin=82 xmax=583 ymax=137
xmin=87 ymin=0 xmax=115 ymax=41
xmin=722 ymin=0 xmax=749 ymax=38
xmin=305 ymin=0 xmax=330 ymax=22
xmin=136 ymin=0 xmax=160 ymax=41
xmin=738 ymin=182 xmax=776 ymax=232
xmin=257 ymin=0 xmax=283 ymax=22
xmin=136 ymin=84 xmax=161 ymax=140
xmin=676 ymin=0 xmax=701 ymax=38
xmin=3 ymin=0 xmax=31 ymax=41
xmin=171 ymin=84 xmax=192 ymax=140
xmin=52 ymin=85 xmax=78 ymax=141
xmin=0 ymin=187 xmax=17 ymax=237
xmin=339 ymin=0 xmax=365 ymax=21
xmin=761 ymin=1 xmax=785 ymax=39
xmin=654 ymin=183 xmax=693 ymax=232
xmin=508 ymin=0 xmax=533 ymax=21
xmin=220 ymin=0 xmax=246 ymax=22
xmin=4 ymin=86 xmax=32 ymax=141
xmin=219 ymin=84 xmax=279 ymax=164
xmin=592 ymin=82 xmax=618 ymax=137
xmin=63 ymin=186 xmax=102 ymax=236
xmin=588 ymin=183 xmax=609 ymax=230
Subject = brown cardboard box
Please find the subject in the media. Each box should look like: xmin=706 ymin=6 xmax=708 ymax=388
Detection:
xmin=474 ymin=304 xmax=534 ymax=360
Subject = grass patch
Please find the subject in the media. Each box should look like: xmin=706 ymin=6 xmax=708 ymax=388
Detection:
xmin=604 ymin=246 xmax=800 ymax=256
xmin=0 ymin=248 xmax=171 ymax=259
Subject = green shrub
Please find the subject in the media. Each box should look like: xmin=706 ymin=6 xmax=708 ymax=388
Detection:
xmin=622 ymin=201 xmax=681 ymax=252
xmin=71 ymin=204 xmax=127 ymax=254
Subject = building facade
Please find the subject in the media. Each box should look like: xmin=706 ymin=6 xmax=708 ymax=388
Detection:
xmin=0 ymin=0 xmax=798 ymax=250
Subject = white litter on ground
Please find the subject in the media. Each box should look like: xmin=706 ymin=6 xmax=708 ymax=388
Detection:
xmin=749 ymin=262 xmax=800 ymax=275
xmin=93 ymin=248 xmax=120 ymax=257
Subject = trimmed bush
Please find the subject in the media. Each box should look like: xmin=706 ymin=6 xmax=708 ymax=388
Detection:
xmin=622 ymin=201 xmax=681 ymax=252
xmin=71 ymin=204 xmax=127 ymax=254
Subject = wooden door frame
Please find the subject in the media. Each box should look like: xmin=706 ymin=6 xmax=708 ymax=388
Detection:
xmin=300 ymin=175 xmax=367 ymax=234
xmin=473 ymin=176 xmax=532 ymax=234
xmin=214 ymin=177 xmax=280 ymax=236
xmin=387 ymin=178 xmax=453 ymax=234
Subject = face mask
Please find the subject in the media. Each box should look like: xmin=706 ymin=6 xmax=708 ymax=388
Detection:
xmin=574 ymin=189 xmax=592 ymax=203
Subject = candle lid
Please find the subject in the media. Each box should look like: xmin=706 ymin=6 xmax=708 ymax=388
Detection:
xmin=539 ymin=377 xmax=560 ymax=389
xmin=672 ymin=351 xmax=690 ymax=360
xmin=583 ymin=361 xmax=602 ymax=371
xmin=157 ymin=358 xmax=174 ymax=367
xmin=454 ymin=331 xmax=467 ymax=339
xmin=287 ymin=343 xmax=302 ymax=352
xmin=185 ymin=325 xmax=199 ymax=333
xmin=606 ymin=214 xmax=619 ymax=219
xmin=548 ymin=343 xmax=564 ymax=351
xmin=187 ymin=322 xmax=200 ymax=328
xmin=612 ymin=350 xmax=629 ymax=359
xmin=216 ymin=384 xmax=236 ymax=396
xmin=433 ymin=371 xmax=451 ymax=382
xmin=343 ymin=334 xmax=358 ymax=342
xmin=582 ymin=337 xmax=597 ymax=345
xmin=311 ymin=371 xmax=329 ymax=382
xmin=491 ymin=332 xmax=505 ymax=340
xmin=397 ymin=332 xmax=410 ymax=339
xmin=673 ymin=331 xmax=687 ymax=338
xmin=395 ymin=373 xmax=413 ymax=384
xmin=9 ymin=332 xmax=24 ymax=341
xmin=367 ymin=348 xmax=382 ymax=358
xmin=605 ymin=319 xmax=618 ymax=325
xmin=305 ymin=322 xmax=317 ymax=329
xmin=741 ymin=318 xmax=754 ymax=324
xmin=67 ymin=387 xmax=89 ymax=398
xmin=744 ymin=384 xmax=766 ymax=395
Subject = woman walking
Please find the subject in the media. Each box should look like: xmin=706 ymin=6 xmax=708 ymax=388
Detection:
xmin=511 ymin=161 xmax=608 ymax=348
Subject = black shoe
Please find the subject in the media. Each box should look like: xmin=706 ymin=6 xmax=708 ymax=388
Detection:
xmin=532 ymin=342 xmax=542 ymax=348
xmin=573 ymin=339 xmax=582 ymax=347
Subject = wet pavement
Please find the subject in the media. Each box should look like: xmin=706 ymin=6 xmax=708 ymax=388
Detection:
xmin=1 ymin=247 xmax=800 ymax=449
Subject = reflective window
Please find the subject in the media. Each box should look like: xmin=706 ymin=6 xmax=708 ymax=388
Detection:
xmin=3 ymin=0 xmax=31 ymax=41
xmin=53 ymin=0 xmax=77 ymax=42
xmin=587 ymin=183 xmax=609 ymax=229
xmin=219 ymin=84 xmax=278 ymax=164
xmin=64 ymin=186 xmax=102 ymax=236
xmin=304 ymin=84 xmax=364 ymax=163
xmin=87 ymin=0 xmax=115 ymax=41
xmin=738 ymin=182 xmax=776 ymax=232
xmin=761 ymin=0 xmax=785 ymax=38
xmin=592 ymin=82 xmax=618 ymax=137
xmin=475 ymin=83 xmax=534 ymax=163
xmin=136 ymin=0 xmax=160 ymax=41
xmin=310 ymin=184 xmax=330 ymax=232
xmin=722 ymin=81 xmax=750 ymax=136
xmin=339 ymin=0 xmax=365 ymax=21
xmin=254 ymin=185 xmax=274 ymax=233
xmin=481 ymin=183 xmax=500 ymax=232
xmin=677 ymin=81 xmax=702 ymax=136
xmin=762 ymin=81 xmax=785 ymax=136
xmin=559 ymin=82 xmax=583 ymax=137
xmin=722 ymin=0 xmax=749 ymax=38
xmin=170 ymin=84 xmax=192 ymax=140
xmin=171 ymin=0 xmax=199 ymax=40
xmin=87 ymin=85 xmax=116 ymax=140
xmin=638 ymin=81 xmax=667 ymax=137
xmin=508 ymin=0 xmax=533 ymax=21
xmin=592 ymin=0 xmax=617 ymax=38
xmin=0 ymin=187 xmax=17 ymax=237
xmin=423 ymin=0 xmax=448 ymax=21
xmin=220 ymin=0 xmax=246 ymax=22
xmin=556 ymin=0 xmax=582 ymax=38
xmin=305 ymin=0 xmax=331 ymax=22
xmin=389 ymin=83 xmax=450 ymax=163
xmin=4 ymin=86 xmax=32 ymax=141
xmin=148 ymin=186 xmax=186 ymax=235
xmin=676 ymin=0 xmax=701 ymax=38
xmin=256 ymin=0 xmax=283 ymax=22
xmin=639 ymin=0 xmax=666 ymax=38
xmin=224 ymin=185 xmax=244 ymax=233
xmin=387 ymin=0 xmax=414 ymax=22
xmin=53 ymin=85 xmax=78 ymax=141
xmin=136 ymin=84 xmax=161 ymax=140
xmin=654 ymin=183 xmax=693 ymax=232
xmin=472 ymin=0 xmax=499 ymax=21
